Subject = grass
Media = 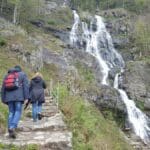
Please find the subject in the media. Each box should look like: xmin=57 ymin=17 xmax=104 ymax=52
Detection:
xmin=45 ymin=6 xmax=72 ymax=30
xmin=40 ymin=63 xmax=58 ymax=83
xmin=0 ymin=143 xmax=39 ymax=150
xmin=52 ymin=83 xmax=132 ymax=150
xmin=0 ymin=36 xmax=7 ymax=47
xmin=135 ymin=100 xmax=145 ymax=111
xmin=0 ymin=42 xmax=33 ymax=132
xmin=75 ymin=62 xmax=95 ymax=84
xmin=0 ymin=102 xmax=8 ymax=133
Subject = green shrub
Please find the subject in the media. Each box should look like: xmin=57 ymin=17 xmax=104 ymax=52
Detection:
xmin=135 ymin=100 xmax=144 ymax=111
xmin=0 ymin=37 xmax=6 ymax=47
xmin=0 ymin=102 xmax=8 ymax=130
xmin=47 ymin=20 xmax=56 ymax=26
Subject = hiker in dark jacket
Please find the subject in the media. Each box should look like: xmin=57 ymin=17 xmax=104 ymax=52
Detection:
xmin=29 ymin=72 xmax=46 ymax=122
xmin=1 ymin=65 xmax=29 ymax=138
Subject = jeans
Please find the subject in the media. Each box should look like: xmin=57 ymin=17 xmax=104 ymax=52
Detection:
xmin=32 ymin=101 xmax=42 ymax=121
xmin=8 ymin=101 xmax=22 ymax=129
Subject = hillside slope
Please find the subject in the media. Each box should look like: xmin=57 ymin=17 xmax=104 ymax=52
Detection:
xmin=0 ymin=0 xmax=150 ymax=149
xmin=0 ymin=8 xmax=133 ymax=150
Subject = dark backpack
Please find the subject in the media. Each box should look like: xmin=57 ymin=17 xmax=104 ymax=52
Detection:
xmin=4 ymin=72 xmax=20 ymax=91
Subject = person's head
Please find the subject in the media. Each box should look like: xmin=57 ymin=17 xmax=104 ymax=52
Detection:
xmin=14 ymin=65 xmax=22 ymax=72
xmin=32 ymin=72 xmax=43 ymax=79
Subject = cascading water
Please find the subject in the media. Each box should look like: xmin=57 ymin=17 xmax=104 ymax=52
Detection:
xmin=70 ymin=10 xmax=80 ymax=46
xmin=82 ymin=18 xmax=110 ymax=85
xmin=114 ymin=74 xmax=150 ymax=143
xmin=70 ymin=10 xmax=150 ymax=143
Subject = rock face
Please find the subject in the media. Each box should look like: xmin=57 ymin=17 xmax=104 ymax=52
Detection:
xmin=100 ymin=9 xmax=133 ymax=62
xmin=95 ymin=86 xmax=126 ymax=113
xmin=64 ymin=47 xmax=126 ymax=117
xmin=124 ymin=61 xmax=150 ymax=115
xmin=144 ymin=99 xmax=150 ymax=111
xmin=124 ymin=61 xmax=150 ymax=100
xmin=64 ymin=48 xmax=103 ymax=84
xmin=0 ymin=97 xmax=72 ymax=150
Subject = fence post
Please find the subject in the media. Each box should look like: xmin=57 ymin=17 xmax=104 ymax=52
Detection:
xmin=56 ymin=81 xmax=59 ymax=111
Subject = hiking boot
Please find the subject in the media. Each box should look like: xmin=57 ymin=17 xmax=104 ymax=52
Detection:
xmin=38 ymin=113 xmax=42 ymax=120
xmin=8 ymin=128 xmax=16 ymax=139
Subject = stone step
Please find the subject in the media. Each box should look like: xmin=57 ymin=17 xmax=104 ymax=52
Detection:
xmin=0 ymin=96 xmax=72 ymax=149
xmin=43 ymin=102 xmax=57 ymax=107
xmin=24 ymin=106 xmax=59 ymax=119
xmin=0 ymin=131 xmax=72 ymax=150
xmin=45 ymin=97 xmax=53 ymax=101
xmin=18 ymin=113 xmax=66 ymax=132
xmin=45 ymin=100 xmax=54 ymax=104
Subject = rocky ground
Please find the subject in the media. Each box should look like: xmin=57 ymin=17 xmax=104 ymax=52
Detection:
xmin=0 ymin=97 xmax=72 ymax=150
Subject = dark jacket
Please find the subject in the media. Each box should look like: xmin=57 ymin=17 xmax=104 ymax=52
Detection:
xmin=29 ymin=76 xmax=46 ymax=103
xmin=1 ymin=68 xmax=29 ymax=104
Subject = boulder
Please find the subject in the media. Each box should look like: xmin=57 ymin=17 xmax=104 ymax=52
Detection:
xmin=95 ymin=86 xmax=127 ymax=114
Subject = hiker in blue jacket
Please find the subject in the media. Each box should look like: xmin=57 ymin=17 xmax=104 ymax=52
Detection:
xmin=1 ymin=65 xmax=29 ymax=138
xmin=29 ymin=72 xmax=46 ymax=122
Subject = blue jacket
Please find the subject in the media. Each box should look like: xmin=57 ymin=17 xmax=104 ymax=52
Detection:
xmin=29 ymin=76 xmax=46 ymax=103
xmin=1 ymin=68 xmax=29 ymax=103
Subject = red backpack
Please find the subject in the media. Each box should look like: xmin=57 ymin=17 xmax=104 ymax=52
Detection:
xmin=4 ymin=72 xmax=20 ymax=91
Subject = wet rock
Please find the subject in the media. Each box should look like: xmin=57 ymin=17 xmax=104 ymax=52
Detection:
xmin=113 ymin=37 xmax=129 ymax=49
xmin=30 ymin=20 xmax=44 ymax=28
xmin=94 ymin=86 xmax=126 ymax=113
xmin=45 ymin=27 xmax=70 ymax=44
xmin=144 ymin=99 xmax=150 ymax=111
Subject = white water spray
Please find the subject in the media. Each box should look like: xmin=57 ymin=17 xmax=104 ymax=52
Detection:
xmin=70 ymin=10 xmax=150 ymax=143
xmin=114 ymin=74 xmax=150 ymax=143
xmin=70 ymin=10 xmax=80 ymax=46
xmin=82 ymin=17 xmax=110 ymax=85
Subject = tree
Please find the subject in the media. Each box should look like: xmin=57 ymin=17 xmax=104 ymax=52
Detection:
xmin=0 ymin=0 xmax=4 ymax=13
xmin=19 ymin=0 xmax=44 ymax=25
xmin=8 ymin=0 xmax=21 ymax=24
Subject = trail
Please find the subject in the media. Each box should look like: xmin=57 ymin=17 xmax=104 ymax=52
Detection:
xmin=0 ymin=97 xmax=72 ymax=150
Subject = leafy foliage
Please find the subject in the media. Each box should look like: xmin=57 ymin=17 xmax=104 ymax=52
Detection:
xmin=133 ymin=16 xmax=150 ymax=58
xmin=70 ymin=0 xmax=150 ymax=14
xmin=0 ymin=36 xmax=6 ymax=47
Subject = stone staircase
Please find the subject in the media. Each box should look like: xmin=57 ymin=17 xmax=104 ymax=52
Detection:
xmin=0 ymin=97 xmax=72 ymax=150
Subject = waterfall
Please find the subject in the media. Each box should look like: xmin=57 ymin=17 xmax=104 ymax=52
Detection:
xmin=70 ymin=10 xmax=150 ymax=143
xmin=82 ymin=18 xmax=110 ymax=85
xmin=114 ymin=74 xmax=150 ymax=143
xmin=70 ymin=10 xmax=80 ymax=46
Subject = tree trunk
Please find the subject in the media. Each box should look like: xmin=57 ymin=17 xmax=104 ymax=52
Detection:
xmin=13 ymin=4 xmax=17 ymax=24
xmin=16 ymin=1 xmax=22 ymax=24
xmin=0 ymin=0 xmax=4 ymax=14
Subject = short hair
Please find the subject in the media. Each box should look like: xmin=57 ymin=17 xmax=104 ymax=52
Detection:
xmin=14 ymin=65 xmax=22 ymax=71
